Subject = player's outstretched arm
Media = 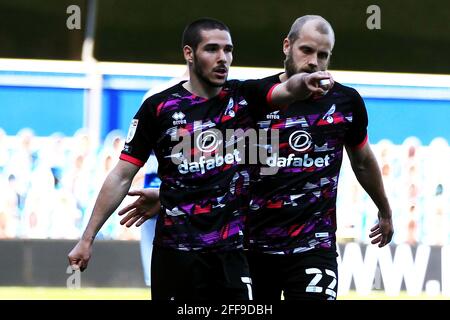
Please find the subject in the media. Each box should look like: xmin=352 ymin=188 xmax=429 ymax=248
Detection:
xmin=118 ymin=188 xmax=161 ymax=228
xmin=270 ymin=71 xmax=334 ymax=106
xmin=67 ymin=160 xmax=140 ymax=271
xmin=345 ymin=143 xmax=394 ymax=247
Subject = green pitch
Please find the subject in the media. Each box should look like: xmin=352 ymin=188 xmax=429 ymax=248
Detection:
xmin=0 ymin=287 xmax=446 ymax=300
xmin=0 ymin=287 xmax=151 ymax=300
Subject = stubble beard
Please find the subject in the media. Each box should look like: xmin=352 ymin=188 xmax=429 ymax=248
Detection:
xmin=284 ymin=49 xmax=329 ymax=77
xmin=193 ymin=54 xmax=225 ymax=88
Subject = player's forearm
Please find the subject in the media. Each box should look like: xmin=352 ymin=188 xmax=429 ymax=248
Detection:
xmin=285 ymin=73 xmax=311 ymax=100
xmin=271 ymin=73 xmax=310 ymax=106
xmin=351 ymin=154 xmax=392 ymax=218
xmin=81 ymin=168 xmax=135 ymax=243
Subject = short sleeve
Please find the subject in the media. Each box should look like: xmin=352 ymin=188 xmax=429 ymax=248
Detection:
xmin=345 ymin=89 xmax=369 ymax=149
xmin=239 ymin=79 xmax=280 ymax=119
xmin=120 ymin=99 xmax=158 ymax=167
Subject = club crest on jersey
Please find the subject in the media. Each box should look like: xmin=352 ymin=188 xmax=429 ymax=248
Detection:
xmin=323 ymin=104 xmax=336 ymax=124
xmin=172 ymin=111 xmax=187 ymax=125
xmin=224 ymin=97 xmax=235 ymax=117
xmin=126 ymin=119 xmax=138 ymax=143
xmin=266 ymin=110 xmax=280 ymax=120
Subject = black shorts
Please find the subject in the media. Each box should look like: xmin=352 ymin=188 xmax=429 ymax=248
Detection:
xmin=151 ymin=246 xmax=253 ymax=301
xmin=246 ymin=249 xmax=338 ymax=300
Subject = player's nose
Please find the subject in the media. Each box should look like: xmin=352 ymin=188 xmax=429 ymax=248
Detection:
xmin=308 ymin=54 xmax=318 ymax=69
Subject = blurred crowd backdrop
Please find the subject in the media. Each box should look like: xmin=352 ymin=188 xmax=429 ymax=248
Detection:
xmin=0 ymin=112 xmax=449 ymax=245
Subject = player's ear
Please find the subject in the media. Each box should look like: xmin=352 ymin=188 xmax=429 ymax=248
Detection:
xmin=282 ymin=38 xmax=290 ymax=56
xmin=183 ymin=45 xmax=194 ymax=65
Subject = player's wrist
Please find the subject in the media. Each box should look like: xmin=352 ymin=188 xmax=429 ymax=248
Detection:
xmin=294 ymin=73 xmax=312 ymax=99
xmin=378 ymin=208 xmax=392 ymax=219
xmin=81 ymin=233 xmax=96 ymax=244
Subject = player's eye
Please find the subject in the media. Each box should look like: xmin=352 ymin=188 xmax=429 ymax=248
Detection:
xmin=301 ymin=46 xmax=313 ymax=54
xmin=224 ymin=47 xmax=233 ymax=53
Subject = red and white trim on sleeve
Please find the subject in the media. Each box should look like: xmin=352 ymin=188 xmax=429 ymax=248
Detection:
xmin=119 ymin=154 xmax=145 ymax=167
xmin=353 ymin=134 xmax=368 ymax=150
xmin=266 ymin=83 xmax=281 ymax=106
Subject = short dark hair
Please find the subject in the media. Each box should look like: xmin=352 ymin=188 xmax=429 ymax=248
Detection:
xmin=182 ymin=18 xmax=230 ymax=51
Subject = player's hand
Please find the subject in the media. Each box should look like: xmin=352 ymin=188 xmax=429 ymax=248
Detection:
xmin=118 ymin=189 xmax=161 ymax=228
xmin=369 ymin=212 xmax=394 ymax=247
xmin=304 ymin=71 xmax=334 ymax=95
xmin=68 ymin=239 xmax=92 ymax=272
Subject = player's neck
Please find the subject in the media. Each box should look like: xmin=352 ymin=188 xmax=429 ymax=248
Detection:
xmin=184 ymin=74 xmax=222 ymax=99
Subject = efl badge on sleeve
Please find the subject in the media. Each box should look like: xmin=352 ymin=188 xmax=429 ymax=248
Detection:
xmin=126 ymin=119 xmax=139 ymax=143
